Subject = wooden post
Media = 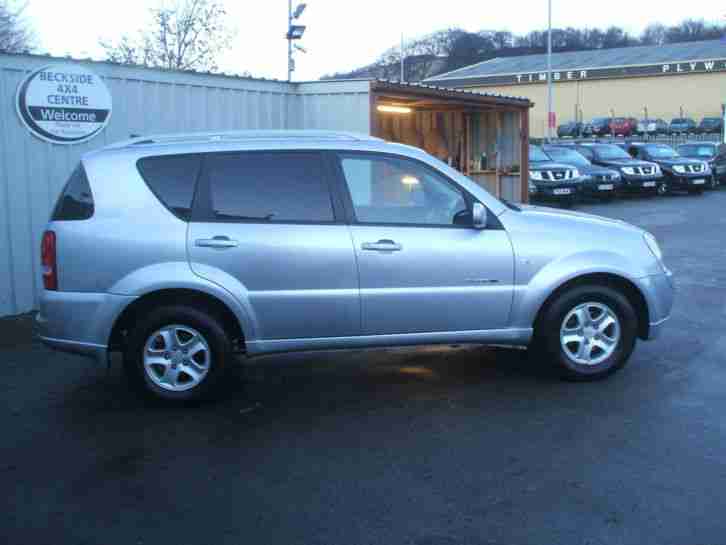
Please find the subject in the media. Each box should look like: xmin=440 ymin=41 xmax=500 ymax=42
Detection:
xmin=495 ymin=111 xmax=503 ymax=198
xmin=520 ymin=107 xmax=530 ymax=203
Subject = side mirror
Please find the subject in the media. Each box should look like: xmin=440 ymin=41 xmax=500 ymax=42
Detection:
xmin=472 ymin=202 xmax=487 ymax=229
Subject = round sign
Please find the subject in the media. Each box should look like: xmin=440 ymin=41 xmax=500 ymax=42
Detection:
xmin=16 ymin=63 xmax=112 ymax=144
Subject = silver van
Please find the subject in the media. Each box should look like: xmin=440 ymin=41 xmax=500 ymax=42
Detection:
xmin=37 ymin=131 xmax=674 ymax=402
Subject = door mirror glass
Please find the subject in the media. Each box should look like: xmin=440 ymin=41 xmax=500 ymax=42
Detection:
xmin=472 ymin=202 xmax=487 ymax=229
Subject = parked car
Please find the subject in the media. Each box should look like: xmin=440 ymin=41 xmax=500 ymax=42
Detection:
xmin=696 ymin=117 xmax=723 ymax=135
xmin=574 ymin=143 xmax=663 ymax=195
xmin=557 ymin=122 xmax=583 ymax=138
xmin=637 ymin=119 xmax=668 ymax=136
xmin=677 ymin=142 xmax=726 ymax=188
xmin=587 ymin=117 xmax=613 ymax=137
xmin=610 ymin=117 xmax=637 ymax=137
xmin=36 ymin=130 xmax=675 ymax=400
xmin=543 ymin=145 xmax=623 ymax=200
xmin=626 ymin=143 xmax=710 ymax=195
xmin=528 ymin=145 xmax=582 ymax=206
xmin=669 ymin=118 xmax=697 ymax=134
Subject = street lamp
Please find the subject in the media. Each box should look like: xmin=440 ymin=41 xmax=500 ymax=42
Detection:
xmin=287 ymin=1 xmax=307 ymax=81
xmin=546 ymin=0 xmax=553 ymax=141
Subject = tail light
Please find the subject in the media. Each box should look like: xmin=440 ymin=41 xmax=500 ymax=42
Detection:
xmin=41 ymin=230 xmax=57 ymax=290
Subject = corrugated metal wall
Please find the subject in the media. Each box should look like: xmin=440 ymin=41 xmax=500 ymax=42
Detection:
xmin=0 ymin=54 xmax=372 ymax=317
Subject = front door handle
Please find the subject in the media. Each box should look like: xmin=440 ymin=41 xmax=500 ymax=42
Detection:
xmin=195 ymin=236 xmax=239 ymax=249
xmin=361 ymin=239 xmax=403 ymax=252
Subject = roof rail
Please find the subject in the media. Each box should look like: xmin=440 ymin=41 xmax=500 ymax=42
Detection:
xmin=104 ymin=130 xmax=381 ymax=150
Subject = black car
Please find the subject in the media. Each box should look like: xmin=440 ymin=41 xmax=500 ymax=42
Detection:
xmin=669 ymin=118 xmax=697 ymax=135
xmin=677 ymin=142 xmax=726 ymax=188
xmin=627 ymin=143 xmax=709 ymax=195
xmin=573 ymin=143 xmax=662 ymax=195
xmin=585 ymin=117 xmax=612 ymax=137
xmin=543 ymin=145 xmax=622 ymax=200
xmin=697 ymin=117 xmax=723 ymax=135
xmin=557 ymin=122 xmax=583 ymax=138
xmin=528 ymin=145 xmax=582 ymax=206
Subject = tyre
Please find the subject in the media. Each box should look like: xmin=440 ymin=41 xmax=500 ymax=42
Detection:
xmin=656 ymin=183 xmax=669 ymax=197
xmin=123 ymin=305 xmax=234 ymax=402
xmin=709 ymin=177 xmax=719 ymax=190
xmin=534 ymin=284 xmax=638 ymax=381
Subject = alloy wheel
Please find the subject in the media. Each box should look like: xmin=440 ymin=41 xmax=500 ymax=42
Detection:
xmin=143 ymin=325 xmax=211 ymax=391
xmin=560 ymin=302 xmax=621 ymax=366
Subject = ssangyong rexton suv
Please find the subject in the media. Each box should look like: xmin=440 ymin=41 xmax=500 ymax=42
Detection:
xmin=37 ymin=131 xmax=675 ymax=402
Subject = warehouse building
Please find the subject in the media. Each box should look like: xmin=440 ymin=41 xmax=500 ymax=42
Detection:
xmin=0 ymin=52 xmax=531 ymax=317
xmin=426 ymin=39 xmax=726 ymax=137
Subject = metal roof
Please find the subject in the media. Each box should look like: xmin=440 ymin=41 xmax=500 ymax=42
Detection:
xmin=372 ymin=78 xmax=531 ymax=105
xmin=428 ymin=39 xmax=726 ymax=83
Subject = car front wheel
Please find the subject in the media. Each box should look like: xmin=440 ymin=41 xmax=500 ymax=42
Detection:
xmin=535 ymin=284 xmax=638 ymax=381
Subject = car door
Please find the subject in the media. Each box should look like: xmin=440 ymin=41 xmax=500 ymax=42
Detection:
xmin=188 ymin=150 xmax=360 ymax=341
xmin=331 ymin=151 xmax=514 ymax=336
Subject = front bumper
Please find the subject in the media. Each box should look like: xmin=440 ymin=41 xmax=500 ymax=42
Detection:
xmin=665 ymin=172 xmax=710 ymax=190
xmin=619 ymin=176 xmax=661 ymax=192
xmin=582 ymin=179 xmax=623 ymax=196
xmin=636 ymin=269 xmax=675 ymax=340
xmin=36 ymin=290 xmax=137 ymax=364
xmin=530 ymin=182 xmax=580 ymax=200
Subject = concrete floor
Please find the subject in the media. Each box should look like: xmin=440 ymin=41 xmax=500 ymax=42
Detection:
xmin=3 ymin=191 xmax=725 ymax=545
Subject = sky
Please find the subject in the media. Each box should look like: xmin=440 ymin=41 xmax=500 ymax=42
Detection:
xmin=23 ymin=0 xmax=726 ymax=81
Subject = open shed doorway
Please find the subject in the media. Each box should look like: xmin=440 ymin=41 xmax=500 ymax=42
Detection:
xmin=369 ymin=81 xmax=532 ymax=203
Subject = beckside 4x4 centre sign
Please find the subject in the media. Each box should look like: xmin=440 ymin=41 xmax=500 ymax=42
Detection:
xmin=16 ymin=63 xmax=112 ymax=144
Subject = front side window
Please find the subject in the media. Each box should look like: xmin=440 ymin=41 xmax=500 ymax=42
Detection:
xmin=202 ymin=152 xmax=334 ymax=223
xmin=338 ymin=154 xmax=468 ymax=227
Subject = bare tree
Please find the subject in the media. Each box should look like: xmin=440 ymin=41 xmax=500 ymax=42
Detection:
xmin=0 ymin=1 xmax=35 ymax=53
xmin=101 ymin=0 xmax=236 ymax=72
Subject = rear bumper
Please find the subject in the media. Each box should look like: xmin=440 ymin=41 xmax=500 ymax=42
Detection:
xmin=36 ymin=290 xmax=137 ymax=364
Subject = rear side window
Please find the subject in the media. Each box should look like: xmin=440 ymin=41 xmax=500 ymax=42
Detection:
xmin=52 ymin=164 xmax=94 ymax=221
xmin=137 ymin=154 xmax=202 ymax=220
xmin=200 ymin=152 xmax=334 ymax=223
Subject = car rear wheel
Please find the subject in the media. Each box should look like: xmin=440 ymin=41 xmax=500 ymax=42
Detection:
xmin=123 ymin=305 xmax=233 ymax=402
xmin=534 ymin=284 xmax=638 ymax=381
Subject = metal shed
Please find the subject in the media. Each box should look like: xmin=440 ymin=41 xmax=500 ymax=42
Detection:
xmin=0 ymin=52 xmax=531 ymax=317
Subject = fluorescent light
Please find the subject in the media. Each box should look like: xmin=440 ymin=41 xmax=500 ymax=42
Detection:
xmin=377 ymin=105 xmax=412 ymax=114
xmin=401 ymin=175 xmax=420 ymax=186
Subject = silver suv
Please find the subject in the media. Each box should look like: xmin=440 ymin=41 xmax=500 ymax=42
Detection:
xmin=37 ymin=131 xmax=675 ymax=402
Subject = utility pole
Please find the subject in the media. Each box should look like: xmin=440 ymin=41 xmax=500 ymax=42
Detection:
xmin=287 ymin=0 xmax=293 ymax=82
xmin=546 ymin=0 xmax=553 ymax=141
xmin=400 ymin=34 xmax=405 ymax=82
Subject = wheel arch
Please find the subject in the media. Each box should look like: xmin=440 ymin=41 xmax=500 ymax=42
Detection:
xmin=108 ymin=288 xmax=246 ymax=352
xmin=533 ymin=273 xmax=650 ymax=340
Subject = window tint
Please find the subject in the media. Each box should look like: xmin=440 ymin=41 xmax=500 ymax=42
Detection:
xmin=52 ymin=164 xmax=94 ymax=220
xmin=203 ymin=152 xmax=334 ymax=223
xmin=338 ymin=153 xmax=467 ymax=227
xmin=137 ymin=155 xmax=201 ymax=220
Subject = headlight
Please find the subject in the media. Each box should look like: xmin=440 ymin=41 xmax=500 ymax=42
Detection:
xmin=581 ymin=174 xmax=592 ymax=181
xmin=702 ymin=162 xmax=711 ymax=173
xmin=644 ymin=232 xmax=664 ymax=263
xmin=529 ymin=182 xmax=537 ymax=193
xmin=621 ymin=167 xmax=635 ymax=175
xmin=529 ymin=171 xmax=544 ymax=181
xmin=571 ymin=168 xmax=581 ymax=179
xmin=653 ymin=164 xmax=662 ymax=175
xmin=673 ymin=165 xmax=686 ymax=174
xmin=611 ymin=173 xmax=622 ymax=181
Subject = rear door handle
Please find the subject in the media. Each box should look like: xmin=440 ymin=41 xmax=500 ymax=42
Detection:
xmin=195 ymin=236 xmax=239 ymax=249
xmin=361 ymin=239 xmax=402 ymax=252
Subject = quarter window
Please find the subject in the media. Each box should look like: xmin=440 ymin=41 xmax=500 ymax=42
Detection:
xmin=52 ymin=164 xmax=94 ymax=221
xmin=202 ymin=152 xmax=334 ymax=223
xmin=338 ymin=154 xmax=468 ymax=227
